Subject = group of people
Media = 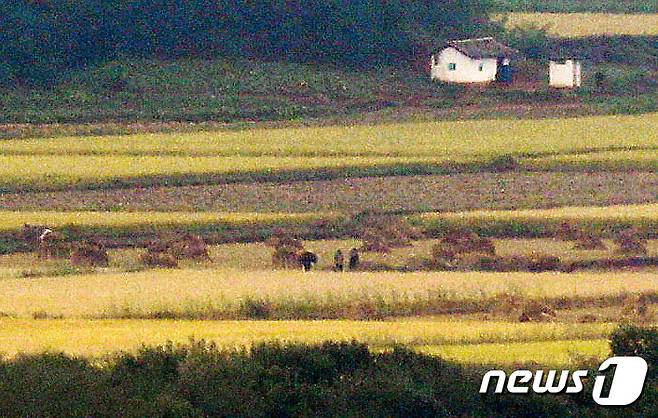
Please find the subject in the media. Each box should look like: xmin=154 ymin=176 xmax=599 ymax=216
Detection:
xmin=333 ymin=248 xmax=359 ymax=272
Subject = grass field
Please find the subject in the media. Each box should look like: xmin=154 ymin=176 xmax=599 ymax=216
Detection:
xmin=503 ymin=12 xmax=658 ymax=36
xmin=0 ymin=318 xmax=613 ymax=366
xmin=0 ymin=113 xmax=656 ymax=191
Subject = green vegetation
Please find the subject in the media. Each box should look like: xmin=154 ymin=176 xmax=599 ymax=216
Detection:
xmin=1 ymin=1 xmax=496 ymax=85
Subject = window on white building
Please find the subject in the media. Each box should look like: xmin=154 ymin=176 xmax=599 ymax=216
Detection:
xmin=479 ymin=63 xmax=484 ymax=71
xmin=448 ymin=63 xmax=456 ymax=71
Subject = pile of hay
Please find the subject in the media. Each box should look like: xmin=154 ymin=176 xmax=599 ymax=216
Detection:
xmin=356 ymin=213 xmax=422 ymax=253
xmin=558 ymin=222 xmax=607 ymax=250
xmin=614 ymin=228 xmax=648 ymax=255
xmin=140 ymin=233 xmax=211 ymax=268
xmin=432 ymin=229 xmax=496 ymax=262
xmin=70 ymin=241 xmax=109 ymax=267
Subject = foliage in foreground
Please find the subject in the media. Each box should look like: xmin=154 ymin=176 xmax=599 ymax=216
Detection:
xmin=1 ymin=335 xmax=655 ymax=418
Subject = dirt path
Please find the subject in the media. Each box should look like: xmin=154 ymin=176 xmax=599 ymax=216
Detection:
xmin=1 ymin=171 xmax=655 ymax=213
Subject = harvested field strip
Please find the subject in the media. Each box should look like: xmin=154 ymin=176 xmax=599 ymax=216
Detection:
xmin=1 ymin=172 xmax=656 ymax=213
xmin=0 ymin=318 xmax=614 ymax=363
xmin=528 ymin=149 xmax=658 ymax=171
xmin=503 ymin=12 xmax=658 ymax=37
xmin=0 ymin=269 xmax=655 ymax=319
xmin=412 ymin=203 xmax=658 ymax=237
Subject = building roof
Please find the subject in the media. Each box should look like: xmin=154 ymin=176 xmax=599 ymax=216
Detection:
xmin=445 ymin=37 xmax=519 ymax=59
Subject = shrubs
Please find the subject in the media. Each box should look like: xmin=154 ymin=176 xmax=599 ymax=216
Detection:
xmin=0 ymin=338 xmax=653 ymax=417
xmin=610 ymin=323 xmax=658 ymax=381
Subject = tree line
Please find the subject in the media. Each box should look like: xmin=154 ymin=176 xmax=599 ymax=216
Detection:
xmin=0 ymin=0 xmax=499 ymax=85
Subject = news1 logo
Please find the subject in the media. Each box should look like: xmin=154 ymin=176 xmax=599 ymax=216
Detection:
xmin=480 ymin=357 xmax=649 ymax=406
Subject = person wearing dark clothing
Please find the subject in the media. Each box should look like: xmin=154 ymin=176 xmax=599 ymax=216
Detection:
xmin=334 ymin=249 xmax=344 ymax=272
xmin=299 ymin=251 xmax=318 ymax=272
xmin=349 ymin=248 xmax=360 ymax=270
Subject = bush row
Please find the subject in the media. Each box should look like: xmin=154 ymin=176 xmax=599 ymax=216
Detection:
xmin=0 ymin=325 xmax=656 ymax=417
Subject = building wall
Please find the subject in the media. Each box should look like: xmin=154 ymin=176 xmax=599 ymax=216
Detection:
xmin=549 ymin=60 xmax=581 ymax=88
xmin=430 ymin=47 xmax=497 ymax=83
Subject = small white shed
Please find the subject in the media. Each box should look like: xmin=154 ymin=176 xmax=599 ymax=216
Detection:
xmin=549 ymin=59 xmax=582 ymax=88
xmin=430 ymin=37 xmax=519 ymax=84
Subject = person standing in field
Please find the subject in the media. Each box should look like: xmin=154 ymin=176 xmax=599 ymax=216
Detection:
xmin=334 ymin=249 xmax=344 ymax=272
xmin=349 ymin=248 xmax=360 ymax=270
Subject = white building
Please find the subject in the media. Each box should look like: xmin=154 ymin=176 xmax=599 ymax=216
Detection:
xmin=430 ymin=37 xmax=519 ymax=84
xmin=549 ymin=59 xmax=582 ymax=88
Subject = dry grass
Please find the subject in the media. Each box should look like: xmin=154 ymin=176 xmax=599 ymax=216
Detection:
xmin=503 ymin=12 xmax=658 ymax=37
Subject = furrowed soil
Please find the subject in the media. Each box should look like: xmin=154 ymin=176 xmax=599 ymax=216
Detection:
xmin=1 ymin=171 xmax=655 ymax=213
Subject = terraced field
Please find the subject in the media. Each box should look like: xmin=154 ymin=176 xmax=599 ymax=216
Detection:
xmin=0 ymin=112 xmax=655 ymax=369
xmin=0 ymin=113 xmax=655 ymax=192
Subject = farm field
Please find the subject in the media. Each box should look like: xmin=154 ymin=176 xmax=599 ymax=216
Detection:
xmin=503 ymin=12 xmax=658 ymax=36
xmin=2 ymin=171 xmax=656 ymax=213
xmin=3 ymin=237 xmax=658 ymax=278
xmin=0 ymin=266 xmax=656 ymax=319
xmin=0 ymin=318 xmax=613 ymax=366
xmin=0 ymin=113 xmax=655 ymax=192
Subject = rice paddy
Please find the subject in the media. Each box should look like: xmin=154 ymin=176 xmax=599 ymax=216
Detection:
xmin=0 ymin=113 xmax=655 ymax=191
xmin=503 ymin=12 xmax=658 ymax=37
xmin=0 ymin=318 xmax=613 ymax=366
xmin=0 ymin=267 xmax=655 ymax=319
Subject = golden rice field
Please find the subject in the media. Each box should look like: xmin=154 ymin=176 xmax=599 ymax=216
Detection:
xmin=0 ymin=203 xmax=656 ymax=235
xmin=0 ymin=318 xmax=613 ymax=366
xmin=3 ymin=114 xmax=654 ymax=157
xmin=503 ymin=12 xmax=658 ymax=36
xmin=0 ymin=113 xmax=655 ymax=190
xmin=0 ymin=268 xmax=655 ymax=319
xmin=414 ymin=203 xmax=658 ymax=233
